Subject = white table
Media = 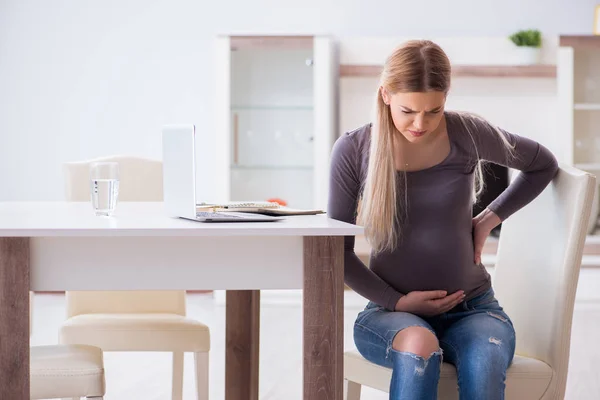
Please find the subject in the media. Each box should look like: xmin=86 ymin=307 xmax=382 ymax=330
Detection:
xmin=0 ymin=202 xmax=363 ymax=400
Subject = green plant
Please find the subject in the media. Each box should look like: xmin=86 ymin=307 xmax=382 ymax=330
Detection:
xmin=509 ymin=29 xmax=542 ymax=47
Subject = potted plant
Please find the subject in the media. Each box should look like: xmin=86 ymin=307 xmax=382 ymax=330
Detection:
xmin=509 ymin=29 xmax=542 ymax=65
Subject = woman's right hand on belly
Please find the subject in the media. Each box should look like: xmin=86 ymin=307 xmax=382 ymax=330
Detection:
xmin=394 ymin=290 xmax=465 ymax=316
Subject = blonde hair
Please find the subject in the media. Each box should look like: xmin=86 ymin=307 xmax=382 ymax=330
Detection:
xmin=357 ymin=40 xmax=515 ymax=254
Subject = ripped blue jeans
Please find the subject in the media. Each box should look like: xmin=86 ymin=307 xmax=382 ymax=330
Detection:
xmin=354 ymin=287 xmax=516 ymax=400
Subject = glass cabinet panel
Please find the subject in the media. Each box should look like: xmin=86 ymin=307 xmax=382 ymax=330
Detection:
xmin=229 ymin=39 xmax=315 ymax=208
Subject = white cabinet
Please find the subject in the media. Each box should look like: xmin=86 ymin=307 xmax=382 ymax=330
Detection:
xmin=558 ymin=36 xmax=600 ymax=233
xmin=214 ymin=35 xmax=337 ymax=210
xmin=558 ymin=36 xmax=600 ymax=167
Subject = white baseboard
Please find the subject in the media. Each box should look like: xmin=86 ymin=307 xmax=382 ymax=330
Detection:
xmin=213 ymin=267 xmax=600 ymax=307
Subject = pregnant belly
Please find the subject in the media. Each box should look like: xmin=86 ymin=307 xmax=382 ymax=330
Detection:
xmin=369 ymin=241 xmax=487 ymax=295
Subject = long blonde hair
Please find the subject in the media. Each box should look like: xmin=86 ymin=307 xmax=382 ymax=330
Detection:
xmin=357 ymin=40 xmax=515 ymax=254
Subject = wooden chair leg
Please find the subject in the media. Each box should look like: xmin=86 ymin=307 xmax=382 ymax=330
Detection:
xmin=171 ymin=351 xmax=184 ymax=400
xmin=194 ymin=351 xmax=209 ymax=400
xmin=344 ymin=379 xmax=362 ymax=400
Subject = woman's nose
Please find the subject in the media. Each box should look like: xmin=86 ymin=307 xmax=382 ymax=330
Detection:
xmin=413 ymin=114 xmax=425 ymax=130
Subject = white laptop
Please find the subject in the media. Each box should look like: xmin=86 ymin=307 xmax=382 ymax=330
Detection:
xmin=161 ymin=124 xmax=283 ymax=223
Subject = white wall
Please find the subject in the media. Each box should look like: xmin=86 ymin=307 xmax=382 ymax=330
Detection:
xmin=1 ymin=0 xmax=598 ymax=201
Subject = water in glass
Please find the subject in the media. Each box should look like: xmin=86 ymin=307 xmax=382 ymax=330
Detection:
xmin=90 ymin=162 xmax=119 ymax=216
xmin=91 ymin=178 xmax=119 ymax=216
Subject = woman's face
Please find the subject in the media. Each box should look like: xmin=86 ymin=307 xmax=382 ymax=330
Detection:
xmin=381 ymin=89 xmax=447 ymax=144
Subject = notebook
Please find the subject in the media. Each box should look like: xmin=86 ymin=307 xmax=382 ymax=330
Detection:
xmin=196 ymin=201 xmax=325 ymax=216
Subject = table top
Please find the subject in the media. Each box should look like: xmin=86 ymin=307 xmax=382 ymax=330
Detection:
xmin=0 ymin=202 xmax=364 ymax=237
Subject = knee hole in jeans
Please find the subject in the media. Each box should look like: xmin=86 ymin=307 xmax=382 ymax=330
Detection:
xmin=392 ymin=326 xmax=440 ymax=359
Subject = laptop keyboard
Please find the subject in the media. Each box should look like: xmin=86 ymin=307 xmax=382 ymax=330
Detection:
xmin=196 ymin=211 xmax=245 ymax=219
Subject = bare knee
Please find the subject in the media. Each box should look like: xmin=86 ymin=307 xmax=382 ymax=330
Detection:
xmin=392 ymin=327 xmax=439 ymax=358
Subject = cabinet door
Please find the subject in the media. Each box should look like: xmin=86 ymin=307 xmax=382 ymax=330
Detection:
xmin=573 ymin=48 xmax=600 ymax=167
xmin=216 ymin=35 xmax=336 ymax=209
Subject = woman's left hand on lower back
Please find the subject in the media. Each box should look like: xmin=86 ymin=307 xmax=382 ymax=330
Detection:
xmin=472 ymin=208 xmax=502 ymax=265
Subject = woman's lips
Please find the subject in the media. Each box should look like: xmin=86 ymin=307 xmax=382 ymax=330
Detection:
xmin=408 ymin=130 xmax=427 ymax=137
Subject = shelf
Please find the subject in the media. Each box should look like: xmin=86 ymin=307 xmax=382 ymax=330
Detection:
xmin=339 ymin=65 xmax=384 ymax=77
xmin=229 ymin=35 xmax=314 ymax=50
xmin=575 ymin=163 xmax=600 ymax=171
xmin=231 ymin=165 xmax=313 ymax=170
xmin=339 ymin=64 xmax=557 ymax=78
xmin=574 ymin=103 xmax=600 ymax=111
xmin=453 ymin=65 xmax=556 ymax=78
xmin=231 ymin=105 xmax=313 ymax=111
xmin=560 ymin=35 xmax=600 ymax=49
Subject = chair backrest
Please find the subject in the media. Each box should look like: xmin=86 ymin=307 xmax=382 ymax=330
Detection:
xmin=493 ymin=164 xmax=595 ymax=399
xmin=63 ymin=155 xmax=163 ymax=202
xmin=63 ymin=156 xmax=185 ymax=317
xmin=65 ymin=291 xmax=186 ymax=317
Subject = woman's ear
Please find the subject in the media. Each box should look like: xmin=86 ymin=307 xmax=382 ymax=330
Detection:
xmin=380 ymin=86 xmax=391 ymax=105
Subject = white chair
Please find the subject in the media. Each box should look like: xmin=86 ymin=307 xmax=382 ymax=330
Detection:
xmin=31 ymin=345 xmax=106 ymax=400
xmin=30 ymin=293 xmax=106 ymax=400
xmin=344 ymin=164 xmax=596 ymax=400
xmin=576 ymin=165 xmax=600 ymax=234
xmin=59 ymin=156 xmax=210 ymax=400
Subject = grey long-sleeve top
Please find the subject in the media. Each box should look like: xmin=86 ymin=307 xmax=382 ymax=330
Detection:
xmin=327 ymin=111 xmax=559 ymax=311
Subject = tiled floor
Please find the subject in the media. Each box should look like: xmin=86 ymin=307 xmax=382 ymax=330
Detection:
xmin=30 ymin=291 xmax=600 ymax=400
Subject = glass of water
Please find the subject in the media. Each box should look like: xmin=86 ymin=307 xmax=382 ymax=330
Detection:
xmin=90 ymin=162 xmax=120 ymax=216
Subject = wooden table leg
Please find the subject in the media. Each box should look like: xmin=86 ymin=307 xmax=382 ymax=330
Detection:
xmin=0 ymin=238 xmax=30 ymax=399
xmin=225 ymin=290 xmax=260 ymax=400
xmin=303 ymin=236 xmax=344 ymax=400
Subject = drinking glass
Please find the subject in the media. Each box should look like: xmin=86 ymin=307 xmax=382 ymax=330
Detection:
xmin=90 ymin=162 xmax=119 ymax=216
